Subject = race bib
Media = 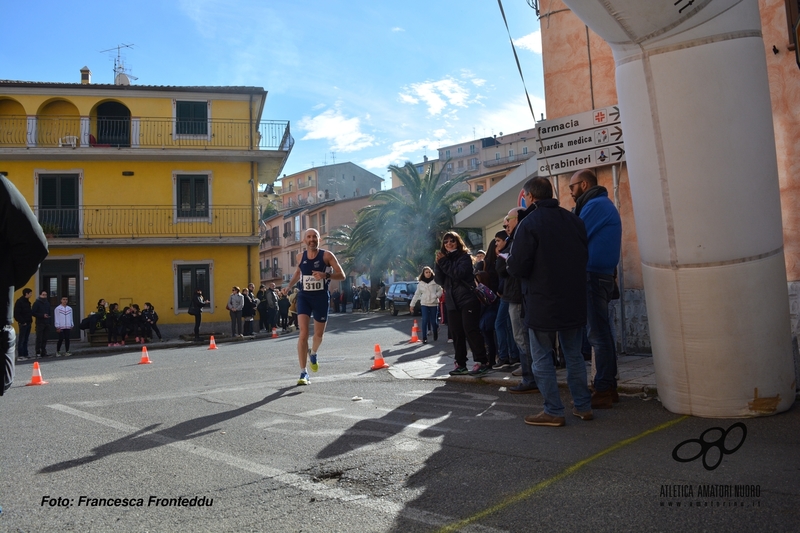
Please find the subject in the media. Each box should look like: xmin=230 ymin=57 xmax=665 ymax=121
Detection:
xmin=302 ymin=275 xmax=324 ymax=291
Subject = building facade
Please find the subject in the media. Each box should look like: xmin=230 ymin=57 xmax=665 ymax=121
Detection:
xmin=0 ymin=71 xmax=292 ymax=336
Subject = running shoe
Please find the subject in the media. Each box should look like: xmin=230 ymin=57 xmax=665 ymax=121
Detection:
xmin=297 ymin=371 xmax=310 ymax=386
xmin=310 ymin=352 xmax=319 ymax=372
xmin=449 ymin=364 xmax=469 ymax=376
xmin=469 ymin=363 xmax=492 ymax=376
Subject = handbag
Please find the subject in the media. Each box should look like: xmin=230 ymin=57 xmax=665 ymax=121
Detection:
xmin=473 ymin=282 xmax=498 ymax=306
xmin=188 ymin=307 xmax=199 ymax=316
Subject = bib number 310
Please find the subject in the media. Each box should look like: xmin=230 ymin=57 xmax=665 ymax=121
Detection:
xmin=302 ymin=275 xmax=324 ymax=292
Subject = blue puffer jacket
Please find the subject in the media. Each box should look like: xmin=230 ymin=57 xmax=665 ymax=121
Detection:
xmin=577 ymin=187 xmax=621 ymax=275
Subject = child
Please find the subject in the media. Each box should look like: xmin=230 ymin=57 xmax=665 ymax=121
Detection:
xmin=142 ymin=302 xmax=163 ymax=341
xmin=54 ymin=296 xmax=74 ymax=356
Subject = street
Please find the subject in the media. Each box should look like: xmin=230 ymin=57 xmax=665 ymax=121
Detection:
xmin=1 ymin=312 xmax=798 ymax=532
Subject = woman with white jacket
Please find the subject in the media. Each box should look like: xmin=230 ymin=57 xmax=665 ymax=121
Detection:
xmin=409 ymin=266 xmax=443 ymax=344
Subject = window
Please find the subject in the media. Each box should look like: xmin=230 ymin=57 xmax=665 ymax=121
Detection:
xmin=457 ymin=147 xmax=463 ymax=154
xmin=785 ymin=0 xmax=800 ymax=47
xmin=495 ymin=153 xmax=500 ymax=160
xmin=509 ymin=149 xmax=514 ymax=157
xmin=177 ymin=263 xmax=210 ymax=309
xmin=523 ymin=146 xmax=528 ymax=154
xmin=290 ymin=250 xmax=298 ymax=267
xmin=476 ymin=184 xmax=485 ymax=193
xmin=445 ymin=149 xmax=451 ymax=158
xmin=176 ymin=174 xmax=209 ymax=218
xmin=469 ymin=144 xmax=476 ymax=154
xmin=320 ymin=211 xmax=327 ymax=234
xmin=469 ymin=158 xmax=478 ymax=169
xmin=458 ymin=160 xmax=464 ymax=168
xmin=271 ymin=227 xmax=279 ymax=244
xmin=416 ymin=165 xmax=424 ymax=173
xmin=175 ymin=100 xmax=208 ymax=136
xmin=310 ymin=214 xmax=318 ymax=229
xmin=446 ymin=163 xmax=453 ymax=171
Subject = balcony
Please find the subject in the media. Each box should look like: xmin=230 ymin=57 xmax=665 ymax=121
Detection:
xmin=483 ymin=152 xmax=534 ymax=168
xmin=298 ymin=178 xmax=315 ymax=189
xmin=35 ymin=205 xmax=259 ymax=246
xmin=261 ymin=267 xmax=283 ymax=281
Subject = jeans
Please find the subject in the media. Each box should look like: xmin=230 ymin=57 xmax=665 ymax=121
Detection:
xmin=2 ymin=325 xmax=15 ymax=394
xmin=420 ymin=305 xmax=438 ymax=341
xmin=56 ymin=328 xmax=71 ymax=353
xmin=16 ymin=323 xmax=31 ymax=357
xmin=587 ymin=272 xmax=617 ymax=393
xmin=509 ymin=302 xmax=536 ymax=387
xmin=494 ymin=299 xmax=519 ymax=362
xmin=529 ymin=327 xmax=591 ymax=417
xmin=35 ymin=323 xmax=49 ymax=355
xmin=230 ymin=310 xmax=243 ymax=336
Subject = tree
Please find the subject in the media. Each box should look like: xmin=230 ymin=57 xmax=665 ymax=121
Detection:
xmin=349 ymin=161 xmax=478 ymax=280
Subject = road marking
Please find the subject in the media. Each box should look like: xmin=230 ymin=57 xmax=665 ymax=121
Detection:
xmin=48 ymin=403 xmax=506 ymax=533
xmin=435 ymin=415 xmax=690 ymax=533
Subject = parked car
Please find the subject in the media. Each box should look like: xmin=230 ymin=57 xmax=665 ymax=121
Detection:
xmin=386 ymin=281 xmax=421 ymax=316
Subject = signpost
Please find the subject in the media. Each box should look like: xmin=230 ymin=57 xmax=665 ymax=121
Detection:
xmin=535 ymin=105 xmax=626 ymax=175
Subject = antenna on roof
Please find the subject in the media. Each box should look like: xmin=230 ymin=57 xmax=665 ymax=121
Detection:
xmin=100 ymin=43 xmax=138 ymax=85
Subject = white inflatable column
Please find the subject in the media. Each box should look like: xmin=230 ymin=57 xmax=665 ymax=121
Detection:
xmin=561 ymin=0 xmax=795 ymax=417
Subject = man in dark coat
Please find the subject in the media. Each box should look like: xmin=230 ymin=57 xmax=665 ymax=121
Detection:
xmin=506 ymin=176 xmax=591 ymax=427
xmin=13 ymin=288 xmax=33 ymax=360
xmin=1 ymin=175 xmax=49 ymax=394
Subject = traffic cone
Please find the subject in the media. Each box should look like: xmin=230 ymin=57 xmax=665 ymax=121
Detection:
xmin=371 ymin=344 xmax=389 ymax=370
xmin=26 ymin=361 xmax=48 ymax=386
xmin=138 ymin=346 xmax=152 ymax=365
xmin=410 ymin=320 xmax=420 ymax=343
xmin=272 ymin=327 xmax=278 ymax=338
xmin=208 ymin=335 xmax=218 ymax=350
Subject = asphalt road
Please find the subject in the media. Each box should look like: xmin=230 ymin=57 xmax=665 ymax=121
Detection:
xmin=1 ymin=312 xmax=798 ymax=532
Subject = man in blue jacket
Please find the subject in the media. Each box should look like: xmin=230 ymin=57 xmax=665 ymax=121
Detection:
xmin=569 ymin=169 xmax=622 ymax=409
xmin=507 ymin=177 xmax=592 ymax=426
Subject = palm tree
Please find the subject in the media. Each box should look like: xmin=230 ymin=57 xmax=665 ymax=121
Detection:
xmin=350 ymin=161 xmax=478 ymax=279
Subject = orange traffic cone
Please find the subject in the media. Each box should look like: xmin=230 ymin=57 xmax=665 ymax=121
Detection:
xmin=272 ymin=327 xmax=278 ymax=338
xmin=26 ymin=361 xmax=48 ymax=386
xmin=138 ymin=346 xmax=152 ymax=365
xmin=410 ymin=320 xmax=419 ymax=343
xmin=208 ymin=335 xmax=218 ymax=350
xmin=371 ymin=344 xmax=389 ymax=370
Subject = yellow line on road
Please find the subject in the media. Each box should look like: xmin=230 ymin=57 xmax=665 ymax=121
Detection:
xmin=436 ymin=415 xmax=690 ymax=533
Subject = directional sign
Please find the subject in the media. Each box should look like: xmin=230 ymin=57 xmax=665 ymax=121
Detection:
xmin=534 ymin=106 xmax=626 ymax=175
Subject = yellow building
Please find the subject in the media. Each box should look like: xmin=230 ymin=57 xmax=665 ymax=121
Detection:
xmin=0 ymin=70 xmax=293 ymax=338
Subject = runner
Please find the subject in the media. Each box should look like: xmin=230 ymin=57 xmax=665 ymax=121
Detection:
xmin=284 ymin=228 xmax=345 ymax=385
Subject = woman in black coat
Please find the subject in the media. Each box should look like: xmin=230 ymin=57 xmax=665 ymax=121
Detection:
xmin=189 ymin=289 xmax=211 ymax=341
xmin=433 ymin=231 xmax=489 ymax=376
xmin=241 ymin=288 xmax=257 ymax=336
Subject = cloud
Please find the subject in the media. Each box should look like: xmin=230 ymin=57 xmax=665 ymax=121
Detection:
xmin=298 ymin=108 xmax=375 ymax=153
xmin=391 ymin=27 xmax=405 ymax=32
xmin=360 ymin=138 xmax=438 ymax=171
xmin=513 ymin=31 xmax=542 ymax=54
xmin=474 ymin=95 xmax=547 ymax=136
xmin=399 ymin=77 xmax=473 ymax=116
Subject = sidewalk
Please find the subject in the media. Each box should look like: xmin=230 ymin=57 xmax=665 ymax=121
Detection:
xmin=388 ymin=351 xmax=659 ymax=396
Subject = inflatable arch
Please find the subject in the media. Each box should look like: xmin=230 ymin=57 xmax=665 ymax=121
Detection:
xmin=560 ymin=0 xmax=795 ymax=417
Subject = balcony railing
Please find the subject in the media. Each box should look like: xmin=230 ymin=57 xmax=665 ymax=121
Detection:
xmin=35 ymin=205 xmax=256 ymax=239
xmin=0 ymin=115 xmax=293 ymax=151
xmin=298 ymin=178 xmax=315 ymax=189
xmin=483 ymin=151 xmax=534 ymax=168
xmin=261 ymin=267 xmax=283 ymax=280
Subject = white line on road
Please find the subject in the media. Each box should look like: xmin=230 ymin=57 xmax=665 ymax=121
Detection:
xmin=47 ymin=403 xmax=506 ymax=533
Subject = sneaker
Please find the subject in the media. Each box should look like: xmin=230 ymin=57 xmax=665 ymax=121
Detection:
xmin=469 ymin=363 xmax=491 ymax=376
xmin=422 ymin=338 xmax=428 ymax=344
xmin=64 ymin=352 xmax=71 ymax=357
xmin=297 ymin=371 xmax=310 ymax=386
xmin=433 ymin=330 xmax=438 ymax=341
xmin=572 ymin=407 xmax=593 ymax=421
xmin=492 ymin=360 xmax=511 ymax=370
xmin=55 ymin=352 xmax=63 ymax=357
xmin=16 ymin=356 xmax=28 ymax=361
xmin=449 ymin=364 xmax=469 ymax=376
xmin=511 ymin=367 xmax=523 ymax=377
xmin=309 ymin=352 xmax=319 ymax=372
xmin=524 ymin=411 xmax=566 ymax=427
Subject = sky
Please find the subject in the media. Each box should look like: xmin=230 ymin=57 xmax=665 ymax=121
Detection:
xmin=1 ymin=0 xmax=546 ymax=188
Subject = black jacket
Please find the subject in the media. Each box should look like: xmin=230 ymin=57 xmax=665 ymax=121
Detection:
xmin=434 ymin=249 xmax=479 ymax=311
xmin=242 ymin=293 xmax=257 ymax=317
xmin=506 ymin=198 xmax=588 ymax=332
xmin=31 ymin=297 xmax=52 ymax=328
xmin=14 ymin=296 xmax=32 ymax=325
xmin=1 ymin=176 xmax=48 ymax=326
xmin=496 ymin=232 xmax=522 ymax=304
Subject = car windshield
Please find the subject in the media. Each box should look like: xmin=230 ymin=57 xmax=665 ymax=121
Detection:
xmin=408 ymin=282 xmax=418 ymax=293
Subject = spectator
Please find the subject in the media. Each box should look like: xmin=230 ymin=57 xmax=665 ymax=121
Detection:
xmin=331 ymin=288 xmax=341 ymax=313
xmin=359 ymin=284 xmax=370 ymax=313
xmin=105 ymin=303 xmax=122 ymax=346
xmin=377 ymin=282 xmax=386 ymax=310
xmin=189 ymin=289 xmax=211 ymax=341
xmin=265 ymin=283 xmax=279 ymax=331
xmin=13 ymin=288 xmax=33 ymax=361
xmin=435 ymin=231 xmax=490 ymax=376
xmin=54 ymin=296 xmax=74 ymax=356
xmin=278 ymin=291 xmax=290 ymax=332
xmin=409 ymin=267 xmax=442 ymax=344
xmin=242 ymin=288 xmax=256 ymax=336
xmin=142 ymin=302 xmax=163 ymax=341
xmin=227 ymin=286 xmax=244 ymax=337
xmin=507 ymin=177 xmax=592 ymax=427
xmin=31 ymin=290 xmax=52 ymax=357
xmin=1 ymin=175 xmax=48 ymax=399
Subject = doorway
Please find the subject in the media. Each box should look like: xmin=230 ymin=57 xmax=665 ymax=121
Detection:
xmin=40 ymin=259 xmax=81 ymax=340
